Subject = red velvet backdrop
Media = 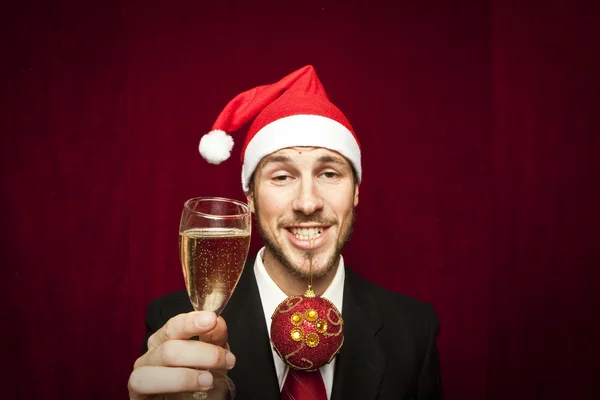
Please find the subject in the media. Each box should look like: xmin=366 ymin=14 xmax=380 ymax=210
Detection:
xmin=3 ymin=0 xmax=598 ymax=398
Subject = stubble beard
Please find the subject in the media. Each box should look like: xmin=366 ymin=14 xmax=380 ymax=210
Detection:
xmin=254 ymin=203 xmax=355 ymax=280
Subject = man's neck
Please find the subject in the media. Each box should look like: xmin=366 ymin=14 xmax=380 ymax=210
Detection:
xmin=261 ymin=249 xmax=338 ymax=296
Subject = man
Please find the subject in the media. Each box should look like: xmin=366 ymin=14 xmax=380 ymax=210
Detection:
xmin=128 ymin=65 xmax=443 ymax=399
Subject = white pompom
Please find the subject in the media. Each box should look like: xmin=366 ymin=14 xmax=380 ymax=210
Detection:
xmin=198 ymin=129 xmax=234 ymax=164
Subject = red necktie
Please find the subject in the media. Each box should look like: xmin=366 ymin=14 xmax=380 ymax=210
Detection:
xmin=281 ymin=369 xmax=327 ymax=400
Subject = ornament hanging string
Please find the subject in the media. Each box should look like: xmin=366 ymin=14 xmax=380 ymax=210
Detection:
xmin=306 ymin=238 xmax=315 ymax=297
xmin=269 ymin=235 xmax=345 ymax=371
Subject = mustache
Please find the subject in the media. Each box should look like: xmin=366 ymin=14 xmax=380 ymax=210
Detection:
xmin=277 ymin=213 xmax=337 ymax=228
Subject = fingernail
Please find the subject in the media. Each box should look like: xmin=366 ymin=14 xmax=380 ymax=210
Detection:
xmin=194 ymin=313 xmax=213 ymax=328
xmin=198 ymin=372 xmax=212 ymax=387
xmin=226 ymin=352 xmax=236 ymax=369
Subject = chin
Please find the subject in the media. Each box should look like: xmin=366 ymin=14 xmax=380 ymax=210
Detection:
xmin=260 ymin=226 xmax=343 ymax=280
xmin=288 ymin=251 xmax=337 ymax=280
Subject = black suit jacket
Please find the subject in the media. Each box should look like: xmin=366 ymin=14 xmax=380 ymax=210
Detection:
xmin=142 ymin=255 xmax=443 ymax=399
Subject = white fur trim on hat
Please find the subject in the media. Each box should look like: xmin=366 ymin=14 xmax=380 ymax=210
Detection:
xmin=199 ymin=129 xmax=235 ymax=164
xmin=241 ymin=114 xmax=361 ymax=192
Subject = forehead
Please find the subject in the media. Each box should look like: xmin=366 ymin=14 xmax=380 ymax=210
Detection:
xmin=258 ymin=146 xmax=351 ymax=167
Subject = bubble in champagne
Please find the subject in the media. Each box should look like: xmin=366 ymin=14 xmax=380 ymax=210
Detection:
xmin=179 ymin=227 xmax=250 ymax=313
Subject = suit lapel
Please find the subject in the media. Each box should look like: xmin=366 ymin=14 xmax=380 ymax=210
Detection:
xmin=223 ymin=258 xmax=385 ymax=399
xmin=331 ymin=268 xmax=386 ymax=400
xmin=222 ymin=255 xmax=280 ymax=400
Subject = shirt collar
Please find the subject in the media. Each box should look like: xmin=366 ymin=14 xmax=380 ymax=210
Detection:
xmin=253 ymin=247 xmax=345 ymax=332
xmin=253 ymin=247 xmax=345 ymax=398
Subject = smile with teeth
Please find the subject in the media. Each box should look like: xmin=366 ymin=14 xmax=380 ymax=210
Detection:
xmin=289 ymin=227 xmax=324 ymax=241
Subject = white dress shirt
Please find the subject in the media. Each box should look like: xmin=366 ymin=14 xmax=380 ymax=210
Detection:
xmin=253 ymin=247 xmax=346 ymax=399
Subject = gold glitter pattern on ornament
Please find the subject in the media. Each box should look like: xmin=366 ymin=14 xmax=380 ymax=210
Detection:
xmin=290 ymin=312 xmax=303 ymax=326
xmin=315 ymin=319 xmax=328 ymax=333
xmin=305 ymin=333 xmax=320 ymax=348
xmin=305 ymin=309 xmax=318 ymax=322
xmin=290 ymin=328 xmax=304 ymax=342
xmin=323 ymin=308 xmax=344 ymax=337
xmin=270 ymin=294 xmax=344 ymax=371
xmin=284 ymin=342 xmax=314 ymax=370
xmin=274 ymin=296 xmax=303 ymax=315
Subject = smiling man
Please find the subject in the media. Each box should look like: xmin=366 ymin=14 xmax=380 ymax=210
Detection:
xmin=250 ymin=146 xmax=358 ymax=295
xmin=128 ymin=65 xmax=443 ymax=400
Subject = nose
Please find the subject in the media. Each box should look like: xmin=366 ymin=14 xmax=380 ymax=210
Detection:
xmin=292 ymin=177 xmax=324 ymax=215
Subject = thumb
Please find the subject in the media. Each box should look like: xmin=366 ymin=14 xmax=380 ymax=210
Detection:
xmin=198 ymin=316 xmax=229 ymax=348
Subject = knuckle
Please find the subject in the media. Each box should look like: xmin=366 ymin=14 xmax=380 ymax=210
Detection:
xmin=146 ymin=333 xmax=158 ymax=351
xmin=132 ymin=355 xmax=144 ymax=370
xmin=163 ymin=318 xmax=175 ymax=340
xmin=148 ymin=328 xmax=166 ymax=351
xmin=158 ymin=340 xmax=178 ymax=366
xmin=127 ymin=369 xmax=145 ymax=393
xmin=187 ymin=312 xmax=200 ymax=330
xmin=176 ymin=369 xmax=199 ymax=390
xmin=208 ymin=346 xmax=225 ymax=366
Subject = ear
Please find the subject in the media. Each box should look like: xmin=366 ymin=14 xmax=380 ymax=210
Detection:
xmin=353 ymin=183 xmax=359 ymax=207
xmin=246 ymin=191 xmax=256 ymax=213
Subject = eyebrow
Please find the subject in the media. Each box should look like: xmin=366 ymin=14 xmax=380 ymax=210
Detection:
xmin=261 ymin=154 xmax=293 ymax=166
xmin=259 ymin=153 xmax=350 ymax=169
xmin=316 ymin=155 xmax=349 ymax=167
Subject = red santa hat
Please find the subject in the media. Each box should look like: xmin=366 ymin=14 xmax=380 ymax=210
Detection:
xmin=199 ymin=65 xmax=361 ymax=193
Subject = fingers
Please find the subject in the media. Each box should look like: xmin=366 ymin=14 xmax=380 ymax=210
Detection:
xmin=141 ymin=339 xmax=236 ymax=370
xmin=129 ymin=311 xmax=235 ymax=399
xmin=147 ymin=311 xmax=218 ymax=352
xmin=198 ymin=316 xmax=228 ymax=348
xmin=128 ymin=366 xmax=214 ymax=398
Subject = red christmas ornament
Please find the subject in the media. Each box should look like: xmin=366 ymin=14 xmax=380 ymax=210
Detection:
xmin=270 ymin=289 xmax=344 ymax=371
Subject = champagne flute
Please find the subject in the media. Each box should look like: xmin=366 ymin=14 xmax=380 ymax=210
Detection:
xmin=178 ymin=197 xmax=251 ymax=400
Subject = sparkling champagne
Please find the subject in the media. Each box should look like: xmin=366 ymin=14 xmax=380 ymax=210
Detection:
xmin=179 ymin=227 xmax=251 ymax=314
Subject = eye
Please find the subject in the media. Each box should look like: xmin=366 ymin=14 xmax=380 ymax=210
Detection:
xmin=271 ymin=173 xmax=294 ymax=184
xmin=320 ymin=171 xmax=340 ymax=180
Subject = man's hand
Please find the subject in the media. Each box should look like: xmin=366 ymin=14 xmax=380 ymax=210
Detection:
xmin=128 ymin=311 xmax=236 ymax=399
